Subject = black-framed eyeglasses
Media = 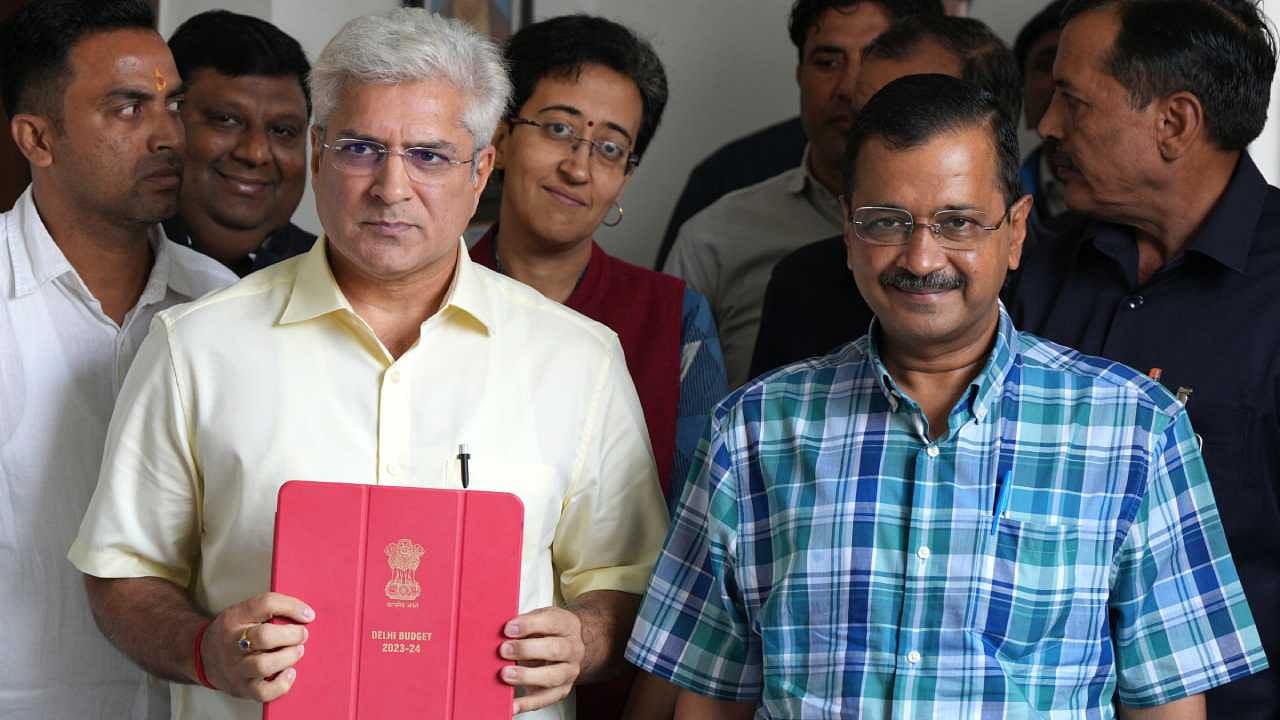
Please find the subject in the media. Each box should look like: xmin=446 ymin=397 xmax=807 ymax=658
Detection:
xmin=849 ymin=205 xmax=1011 ymax=249
xmin=508 ymin=116 xmax=640 ymax=173
xmin=320 ymin=137 xmax=474 ymax=183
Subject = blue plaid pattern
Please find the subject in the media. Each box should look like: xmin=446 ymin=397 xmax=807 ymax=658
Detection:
xmin=626 ymin=307 xmax=1267 ymax=718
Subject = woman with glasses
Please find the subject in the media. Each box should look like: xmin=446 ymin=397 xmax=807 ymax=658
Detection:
xmin=471 ymin=14 xmax=726 ymax=511
xmin=470 ymin=19 xmax=725 ymax=713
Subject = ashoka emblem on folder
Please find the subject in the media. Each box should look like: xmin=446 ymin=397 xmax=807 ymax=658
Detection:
xmin=384 ymin=538 xmax=425 ymax=602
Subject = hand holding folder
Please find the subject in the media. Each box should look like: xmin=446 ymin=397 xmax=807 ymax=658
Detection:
xmin=265 ymin=481 xmax=524 ymax=719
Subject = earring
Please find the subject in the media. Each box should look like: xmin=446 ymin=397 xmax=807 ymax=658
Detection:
xmin=603 ymin=202 xmax=624 ymax=228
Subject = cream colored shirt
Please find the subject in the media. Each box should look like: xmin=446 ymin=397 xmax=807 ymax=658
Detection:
xmin=0 ymin=186 xmax=236 ymax=718
xmin=69 ymin=238 xmax=669 ymax=720
xmin=664 ymin=147 xmax=843 ymax=388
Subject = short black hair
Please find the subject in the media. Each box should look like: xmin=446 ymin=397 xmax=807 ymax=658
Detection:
xmin=788 ymin=0 xmax=947 ymax=62
xmin=168 ymin=10 xmax=312 ymax=117
xmin=843 ymin=73 xmax=1023 ymax=208
xmin=1014 ymin=0 xmax=1068 ymax=72
xmin=0 ymin=0 xmax=155 ymax=121
xmin=862 ymin=15 xmax=1023 ymax=124
xmin=1062 ymin=0 xmax=1277 ymax=150
xmin=504 ymin=14 xmax=667 ymax=162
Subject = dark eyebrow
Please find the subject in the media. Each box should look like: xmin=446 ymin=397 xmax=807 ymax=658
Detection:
xmin=603 ymin=122 xmax=634 ymax=144
xmin=536 ymin=104 xmax=635 ymax=145
xmin=536 ymin=104 xmax=583 ymax=118
xmin=856 ymin=203 xmax=986 ymax=214
xmin=103 ymin=82 xmax=187 ymax=107
xmin=266 ymin=109 xmax=309 ymax=127
xmin=103 ymin=88 xmax=154 ymax=105
xmin=809 ymin=45 xmax=848 ymax=57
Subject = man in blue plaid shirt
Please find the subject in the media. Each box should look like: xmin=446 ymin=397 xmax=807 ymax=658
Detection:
xmin=625 ymin=74 xmax=1267 ymax=719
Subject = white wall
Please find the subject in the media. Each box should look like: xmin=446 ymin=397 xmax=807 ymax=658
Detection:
xmin=158 ymin=0 xmax=268 ymax=34
xmin=1252 ymin=0 xmax=1280 ymax=185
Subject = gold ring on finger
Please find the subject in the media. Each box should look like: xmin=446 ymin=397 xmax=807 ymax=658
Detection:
xmin=237 ymin=626 xmax=254 ymax=653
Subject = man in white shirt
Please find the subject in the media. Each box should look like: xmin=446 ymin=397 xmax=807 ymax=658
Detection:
xmin=0 ymin=1 xmax=236 ymax=717
xmin=69 ymin=9 xmax=669 ymax=720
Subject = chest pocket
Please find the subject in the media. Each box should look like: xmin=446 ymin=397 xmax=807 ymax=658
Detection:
xmin=435 ymin=453 xmax=562 ymax=579
xmin=1191 ymin=403 xmax=1276 ymax=544
xmin=965 ymin=516 xmax=1109 ymax=670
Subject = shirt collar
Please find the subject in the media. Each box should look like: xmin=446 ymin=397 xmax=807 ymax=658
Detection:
xmin=788 ymin=144 xmax=833 ymax=196
xmin=786 ymin=147 xmax=814 ymax=196
xmin=1183 ymin=153 xmax=1266 ymax=274
xmin=788 ymin=144 xmax=845 ymax=226
xmin=1081 ymin=153 xmax=1266 ymax=275
xmin=9 ymin=186 xmax=74 ymax=297
xmin=162 ymin=216 xmax=303 ymax=275
xmin=278 ymin=236 xmax=495 ymax=334
xmin=8 ymin=185 xmax=192 ymax=303
xmin=865 ymin=303 xmax=1017 ymax=424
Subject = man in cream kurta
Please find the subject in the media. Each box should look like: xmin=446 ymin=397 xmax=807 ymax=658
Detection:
xmin=69 ymin=9 xmax=668 ymax=720
xmin=71 ymin=236 xmax=667 ymax=720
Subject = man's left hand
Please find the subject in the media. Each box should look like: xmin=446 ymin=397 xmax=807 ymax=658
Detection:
xmin=499 ymin=606 xmax=586 ymax=713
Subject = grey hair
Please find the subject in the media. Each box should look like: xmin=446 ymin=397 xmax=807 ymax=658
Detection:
xmin=309 ymin=8 xmax=511 ymax=151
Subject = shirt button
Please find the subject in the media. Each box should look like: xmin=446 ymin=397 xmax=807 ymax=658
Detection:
xmin=1125 ymin=294 xmax=1145 ymax=310
xmin=917 ymin=546 xmax=931 ymax=560
xmin=388 ymin=369 xmax=402 ymax=383
xmin=385 ymin=462 xmax=400 ymax=476
xmin=926 ymin=445 xmax=940 ymax=458
xmin=907 ymin=650 xmax=922 ymax=664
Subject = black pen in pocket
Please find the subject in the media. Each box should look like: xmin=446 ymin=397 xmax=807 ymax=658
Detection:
xmin=457 ymin=443 xmax=471 ymax=489
xmin=990 ymin=469 xmax=1013 ymax=536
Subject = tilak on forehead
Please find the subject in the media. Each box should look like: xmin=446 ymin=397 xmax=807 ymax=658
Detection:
xmin=154 ymin=67 xmax=167 ymax=92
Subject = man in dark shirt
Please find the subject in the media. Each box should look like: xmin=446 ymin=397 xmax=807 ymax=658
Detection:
xmin=750 ymin=14 xmax=1021 ymax=378
xmin=164 ymin=10 xmax=315 ymax=277
xmin=1010 ymin=1 xmax=1279 ymax=716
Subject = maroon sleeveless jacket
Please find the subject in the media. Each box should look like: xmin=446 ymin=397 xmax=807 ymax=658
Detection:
xmin=470 ymin=228 xmax=685 ymax=496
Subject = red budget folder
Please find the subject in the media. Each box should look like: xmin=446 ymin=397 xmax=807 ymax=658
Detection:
xmin=264 ymin=481 xmax=523 ymax=719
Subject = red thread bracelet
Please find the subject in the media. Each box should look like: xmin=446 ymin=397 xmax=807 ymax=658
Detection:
xmin=193 ymin=620 xmax=216 ymax=690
